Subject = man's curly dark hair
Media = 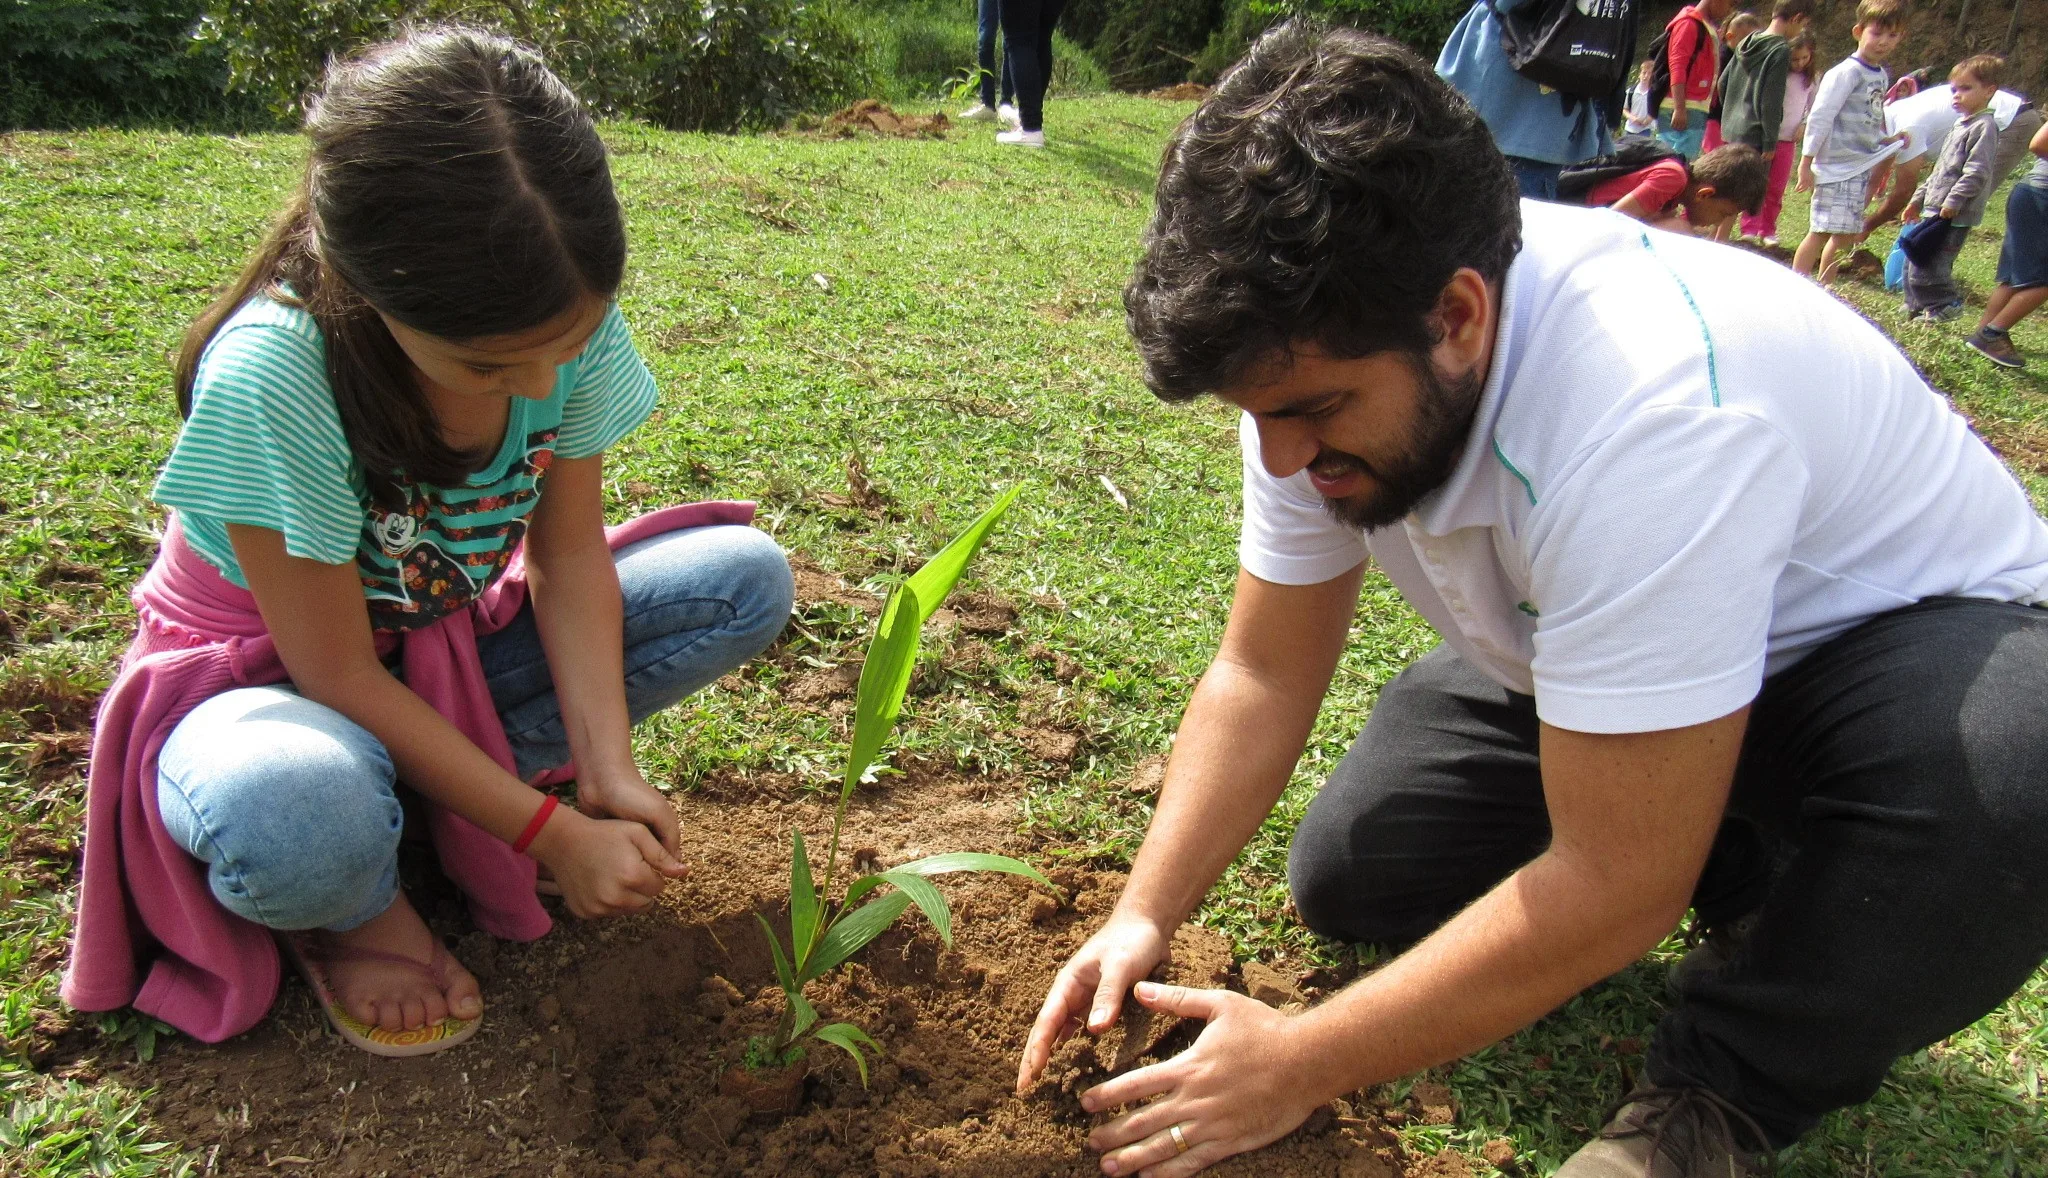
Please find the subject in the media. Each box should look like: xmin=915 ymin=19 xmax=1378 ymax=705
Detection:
xmin=1125 ymin=21 xmax=1523 ymax=401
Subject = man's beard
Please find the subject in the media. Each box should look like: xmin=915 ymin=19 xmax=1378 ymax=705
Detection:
xmin=1316 ymin=355 xmax=1484 ymax=531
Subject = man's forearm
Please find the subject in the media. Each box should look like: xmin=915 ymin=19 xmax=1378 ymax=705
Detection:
xmin=1287 ymin=846 xmax=1686 ymax=1100
xmin=1115 ymin=659 xmax=1326 ymax=930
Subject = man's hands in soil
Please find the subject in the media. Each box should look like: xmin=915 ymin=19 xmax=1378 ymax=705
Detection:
xmin=1017 ymin=912 xmax=1174 ymax=1094
xmin=1080 ymin=982 xmax=1324 ymax=1177
xmin=529 ymin=777 xmax=686 ymax=919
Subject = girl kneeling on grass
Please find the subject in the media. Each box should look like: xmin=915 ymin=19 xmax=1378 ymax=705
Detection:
xmin=62 ymin=25 xmax=794 ymax=1056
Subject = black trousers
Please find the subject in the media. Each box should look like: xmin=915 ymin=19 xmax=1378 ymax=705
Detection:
xmin=1287 ymin=597 xmax=2048 ymax=1147
xmin=998 ymin=0 xmax=1067 ymax=132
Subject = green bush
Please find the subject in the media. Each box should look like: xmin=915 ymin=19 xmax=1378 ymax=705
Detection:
xmin=1061 ymin=0 xmax=1224 ymax=89
xmin=1 ymin=0 xmax=274 ymax=129
xmin=1049 ymin=30 xmax=1111 ymax=95
xmin=1191 ymin=0 xmax=1466 ymax=82
xmin=198 ymin=0 xmax=878 ymax=131
xmin=838 ymin=0 xmax=1108 ymax=105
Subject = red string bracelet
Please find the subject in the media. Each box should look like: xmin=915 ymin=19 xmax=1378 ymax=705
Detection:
xmin=511 ymin=794 xmax=560 ymax=855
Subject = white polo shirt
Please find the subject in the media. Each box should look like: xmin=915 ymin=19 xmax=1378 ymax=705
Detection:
xmin=1239 ymin=200 xmax=2048 ymax=735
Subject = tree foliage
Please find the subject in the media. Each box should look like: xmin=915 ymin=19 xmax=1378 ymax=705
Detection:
xmin=1 ymin=0 xmax=271 ymax=130
xmin=197 ymin=0 xmax=877 ymax=131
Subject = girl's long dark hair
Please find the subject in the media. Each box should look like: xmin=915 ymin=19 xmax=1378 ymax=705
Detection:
xmin=174 ymin=25 xmax=626 ymax=506
xmin=1788 ymin=31 xmax=1818 ymax=86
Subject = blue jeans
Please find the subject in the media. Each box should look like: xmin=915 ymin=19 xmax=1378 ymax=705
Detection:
xmin=1506 ymin=155 xmax=1562 ymax=201
xmin=155 ymin=524 xmax=793 ymax=933
xmin=999 ymin=0 xmax=1067 ymax=132
xmin=977 ymin=0 xmax=1014 ymax=110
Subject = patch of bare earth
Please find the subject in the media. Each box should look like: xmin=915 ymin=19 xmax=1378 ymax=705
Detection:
xmin=59 ymin=561 xmax=1419 ymax=1175
xmin=79 ymin=765 xmax=1417 ymax=1177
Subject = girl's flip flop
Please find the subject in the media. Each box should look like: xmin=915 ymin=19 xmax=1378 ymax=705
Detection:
xmin=283 ymin=933 xmax=483 ymax=1057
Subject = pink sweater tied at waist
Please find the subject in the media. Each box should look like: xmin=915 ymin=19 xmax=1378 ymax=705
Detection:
xmin=62 ymin=501 xmax=756 ymax=1042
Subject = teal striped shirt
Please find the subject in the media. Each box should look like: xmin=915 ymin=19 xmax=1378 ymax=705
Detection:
xmin=155 ymin=297 xmax=657 ymax=630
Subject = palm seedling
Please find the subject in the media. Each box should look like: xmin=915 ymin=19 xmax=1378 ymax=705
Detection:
xmin=747 ymin=487 xmax=1048 ymax=1083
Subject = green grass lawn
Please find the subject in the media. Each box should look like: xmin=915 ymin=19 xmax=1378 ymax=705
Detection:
xmin=4 ymin=99 xmax=2046 ymax=1176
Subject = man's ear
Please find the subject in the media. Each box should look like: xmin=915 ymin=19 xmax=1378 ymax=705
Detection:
xmin=1431 ymin=268 xmax=1496 ymax=380
xmin=1694 ymin=184 xmax=1719 ymax=202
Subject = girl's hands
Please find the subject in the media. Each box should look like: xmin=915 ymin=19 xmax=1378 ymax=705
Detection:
xmin=528 ymin=801 xmax=686 ymax=919
xmin=575 ymin=768 xmax=683 ymax=859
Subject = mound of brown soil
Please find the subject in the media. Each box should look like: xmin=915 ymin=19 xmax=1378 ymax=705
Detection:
xmin=1841 ymin=247 xmax=1886 ymax=281
xmin=822 ymin=100 xmax=950 ymax=140
xmin=1146 ymin=84 xmax=1211 ymax=103
xmin=84 ymin=765 xmax=1417 ymax=1177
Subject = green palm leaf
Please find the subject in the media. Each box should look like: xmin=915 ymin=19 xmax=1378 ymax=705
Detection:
xmin=789 ymin=989 xmax=819 ymax=1041
xmin=887 ymin=851 xmax=1049 ymax=887
xmin=812 ymin=1022 xmax=879 ymax=1086
xmin=876 ymin=870 xmax=953 ymax=946
xmin=903 ymin=486 xmax=1023 ymax=626
xmin=790 ymin=829 xmax=820 ymax=969
xmin=843 ymin=583 xmax=922 ymax=799
xmin=804 ymin=891 xmax=912 ymax=982
xmin=755 ymin=912 xmax=795 ymax=995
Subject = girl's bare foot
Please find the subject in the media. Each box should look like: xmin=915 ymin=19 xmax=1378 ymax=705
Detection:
xmin=322 ymin=891 xmax=483 ymax=1032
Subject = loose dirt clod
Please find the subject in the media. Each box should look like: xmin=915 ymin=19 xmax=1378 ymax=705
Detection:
xmin=1147 ymin=83 xmax=1212 ymax=102
xmin=820 ymin=99 xmax=950 ymax=139
xmin=1242 ymin=960 xmax=1305 ymax=1008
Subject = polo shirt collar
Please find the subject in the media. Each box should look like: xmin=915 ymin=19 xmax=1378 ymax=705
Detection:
xmin=1403 ymin=240 xmax=1525 ymax=538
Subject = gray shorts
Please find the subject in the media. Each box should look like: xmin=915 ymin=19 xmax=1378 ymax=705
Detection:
xmin=1810 ymin=174 xmax=1871 ymax=234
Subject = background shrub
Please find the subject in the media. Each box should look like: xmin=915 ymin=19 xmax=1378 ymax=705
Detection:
xmin=198 ymin=0 xmax=878 ymax=132
xmin=842 ymin=0 xmax=1109 ymax=103
xmin=1 ymin=0 xmax=273 ymax=130
xmin=1190 ymin=0 xmax=1466 ymax=82
xmin=1061 ymin=0 xmax=1224 ymax=90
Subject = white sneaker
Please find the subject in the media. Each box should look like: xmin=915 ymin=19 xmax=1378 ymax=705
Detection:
xmin=959 ymin=102 xmax=996 ymax=121
xmin=997 ymin=103 xmax=1020 ymax=127
xmin=996 ymin=128 xmax=1045 ymax=148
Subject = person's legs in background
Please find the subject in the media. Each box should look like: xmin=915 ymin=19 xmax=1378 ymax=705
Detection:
xmin=1969 ymin=182 xmax=2048 ymax=368
xmin=967 ymin=0 xmax=1003 ymax=116
xmin=1903 ymin=227 xmax=1969 ymax=319
xmin=998 ymin=0 xmax=1050 ymax=144
xmin=1741 ymin=142 xmax=1796 ymax=241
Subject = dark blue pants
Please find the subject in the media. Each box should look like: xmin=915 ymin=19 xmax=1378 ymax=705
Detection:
xmin=1288 ymin=597 xmax=2048 ymax=1148
xmin=977 ymin=0 xmax=1014 ymax=110
xmin=1507 ymin=155 xmax=1562 ymax=201
xmin=999 ymin=0 xmax=1067 ymax=132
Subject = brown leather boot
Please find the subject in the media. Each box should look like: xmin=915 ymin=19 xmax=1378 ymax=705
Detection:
xmin=1556 ymin=1084 xmax=1775 ymax=1177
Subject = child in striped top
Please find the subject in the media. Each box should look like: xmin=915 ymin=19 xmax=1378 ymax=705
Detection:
xmin=84 ymin=26 xmax=793 ymax=1054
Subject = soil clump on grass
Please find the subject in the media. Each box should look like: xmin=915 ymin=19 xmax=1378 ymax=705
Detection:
xmin=71 ymin=766 xmax=1414 ymax=1177
xmin=817 ymin=100 xmax=951 ymax=140
xmin=1146 ymin=84 xmax=1211 ymax=102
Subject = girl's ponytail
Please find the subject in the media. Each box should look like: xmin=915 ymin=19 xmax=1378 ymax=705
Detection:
xmin=174 ymin=25 xmax=626 ymax=507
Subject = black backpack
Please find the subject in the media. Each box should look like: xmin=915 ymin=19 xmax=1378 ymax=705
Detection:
xmin=1556 ymin=140 xmax=1686 ymax=203
xmin=1494 ymin=0 xmax=1642 ymax=99
xmin=1642 ymin=9 xmax=1712 ymax=114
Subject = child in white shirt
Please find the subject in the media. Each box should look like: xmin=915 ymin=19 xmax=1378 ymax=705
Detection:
xmin=1793 ymin=1 xmax=1907 ymax=282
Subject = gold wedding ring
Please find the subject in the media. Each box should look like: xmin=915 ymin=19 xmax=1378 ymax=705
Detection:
xmin=1170 ymin=1123 xmax=1190 ymax=1154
